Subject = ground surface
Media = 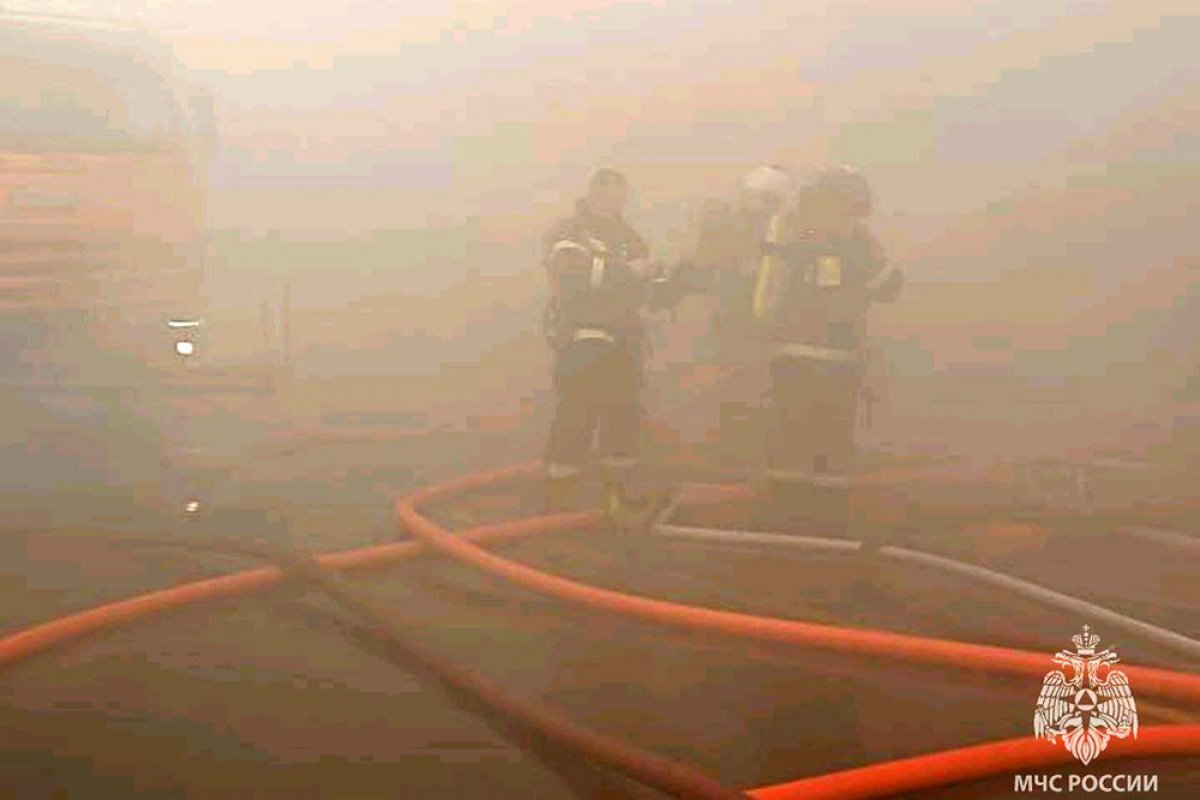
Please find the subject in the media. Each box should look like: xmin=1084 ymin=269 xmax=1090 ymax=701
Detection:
xmin=2 ymin=438 xmax=1198 ymax=799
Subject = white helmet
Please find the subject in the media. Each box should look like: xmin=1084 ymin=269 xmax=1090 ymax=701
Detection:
xmin=739 ymin=164 xmax=795 ymax=203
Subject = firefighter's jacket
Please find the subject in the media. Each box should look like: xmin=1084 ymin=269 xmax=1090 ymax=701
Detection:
xmin=542 ymin=200 xmax=652 ymax=347
xmin=753 ymin=218 xmax=902 ymax=364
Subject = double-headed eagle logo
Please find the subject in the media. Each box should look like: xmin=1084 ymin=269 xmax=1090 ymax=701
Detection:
xmin=1034 ymin=626 xmax=1139 ymax=765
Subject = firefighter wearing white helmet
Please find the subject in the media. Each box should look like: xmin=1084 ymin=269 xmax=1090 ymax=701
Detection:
xmin=753 ymin=164 xmax=903 ymax=528
xmin=654 ymin=165 xmax=794 ymax=465
xmin=739 ymin=165 xmax=796 ymax=213
xmin=685 ymin=165 xmax=796 ymax=363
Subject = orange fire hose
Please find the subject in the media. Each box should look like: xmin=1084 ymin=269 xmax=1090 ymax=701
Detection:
xmin=391 ymin=464 xmax=1200 ymax=797
xmin=0 ymin=507 xmax=595 ymax=669
xmin=263 ymin=541 xmax=749 ymax=799
xmin=749 ymin=724 xmax=1200 ymax=800
xmin=395 ymin=467 xmax=1200 ymax=705
xmin=3 ymin=462 xmax=1197 ymax=799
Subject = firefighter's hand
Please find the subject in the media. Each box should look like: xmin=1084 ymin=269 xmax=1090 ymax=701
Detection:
xmin=627 ymin=257 xmax=653 ymax=277
xmin=646 ymin=262 xmax=695 ymax=311
xmin=661 ymin=260 xmax=707 ymax=294
xmin=646 ymin=277 xmax=679 ymax=311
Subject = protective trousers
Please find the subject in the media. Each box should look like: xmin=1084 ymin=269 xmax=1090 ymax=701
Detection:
xmin=544 ymin=336 xmax=642 ymax=509
xmin=766 ymin=352 xmax=863 ymax=527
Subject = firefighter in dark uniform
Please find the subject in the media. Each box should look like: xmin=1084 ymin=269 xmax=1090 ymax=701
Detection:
xmin=542 ymin=169 xmax=656 ymax=511
xmin=753 ymin=165 xmax=903 ymax=527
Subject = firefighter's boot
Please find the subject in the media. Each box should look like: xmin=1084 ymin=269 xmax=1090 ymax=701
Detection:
xmin=599 ymin=458 xmax=636 ymax=531
xmin=544 ymin=468 xmax=587 ymax=513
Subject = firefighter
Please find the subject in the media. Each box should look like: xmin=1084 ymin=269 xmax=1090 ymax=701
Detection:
xmin=753 ymin=165 xmax=903 ymax=528
xmin=542 ymin=168 xmax=656 ymax=512
xmin=689 ymin=164 xmax=796 ymax=364
xmin=663 ymin=166 xmax=796 ymax=465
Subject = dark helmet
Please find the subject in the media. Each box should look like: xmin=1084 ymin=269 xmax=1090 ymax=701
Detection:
xmin=810 ymin=164 xmax=872 ymax=217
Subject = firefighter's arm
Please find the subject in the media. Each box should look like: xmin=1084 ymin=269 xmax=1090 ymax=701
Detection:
xmin=866 ymin=262 xmax=903 ymax=303
xmin=688 ymin=200 xmax=740 ymax=289
xmin=542 ymin=232 xmax=592 ymax=346
xmin=644 ymin=260 xmax=702 ymax=311
xmin=752 ymin=214 xmax=790 ymax=321
xmin=541 ymin=223 xmax=572 ymax=298
xmin=864 ymin=253 xmax=902 ymax=303
xmin=863 ymin=235 xmax=903 ymax=303
xmin=546 ymin=236 xmax=592 ymax=294
xmin=624 ymin=225 xmax=652 ymax=272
